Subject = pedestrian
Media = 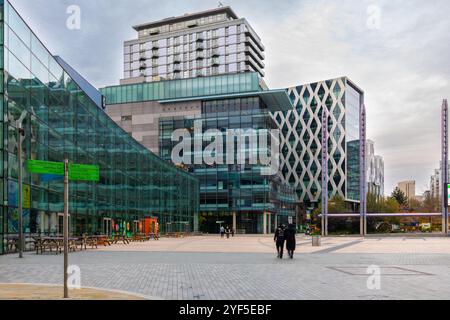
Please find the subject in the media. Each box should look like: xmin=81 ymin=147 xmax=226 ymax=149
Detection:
xmin=274 ymin=224 xmax=286 ymax=259
xmin=220 ymin=226 xmax=225 ymax=238
xmin=225 ymin=226 xmax=230 ymax=239
xmin=285 ymin=224 xmax=296 ymax=259
xmin=231 ymin=228 xmax=235 ymax=237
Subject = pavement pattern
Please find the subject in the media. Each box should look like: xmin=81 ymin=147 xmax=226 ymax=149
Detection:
xmin=1 ymin=235 xmax=450 ymax=300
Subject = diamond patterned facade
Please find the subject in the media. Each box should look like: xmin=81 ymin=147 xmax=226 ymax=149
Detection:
xmin=271 ymin=77 xmax=364 ymax=207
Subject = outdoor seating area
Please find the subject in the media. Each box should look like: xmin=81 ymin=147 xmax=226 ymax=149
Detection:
xmin=3 ymin=233 xmax=160 ymax=255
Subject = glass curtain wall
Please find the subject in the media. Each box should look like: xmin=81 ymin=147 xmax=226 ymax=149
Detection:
xmin=160 ymin=97 xmax=297 ymax=234
xmin=345 ymin=82 xmax=362 ymax=201
xmin=0 ymin=0 xmax=199 ymax=254
xmin=100 ymin=72 xmax=261 ymax=105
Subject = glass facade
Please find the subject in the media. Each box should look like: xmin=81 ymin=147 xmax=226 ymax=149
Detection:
xmin=0 ymin=0 xmax=199 ymax=254
xmin=271 ymin=77 xmax=363 ymax=209
xmin=159 ymin=96 xmax=297 ymax=234
xmin=100 ymin=72 xmax=262 ymax=105
xmin=345 ymin=83 xmax=361 ymax=201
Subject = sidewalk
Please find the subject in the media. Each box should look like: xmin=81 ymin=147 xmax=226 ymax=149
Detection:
xmin=0 ymin=283 xmax=146 ymax=300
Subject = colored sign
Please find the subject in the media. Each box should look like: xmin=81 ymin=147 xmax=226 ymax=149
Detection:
xmin=23 ymin=184 xmax=30 ymax=209
xmin=68 ymin=164 xmax=100 ymax=182
xmin=448 ymin=184 xmax=450 ymax=207
xmin=27 ymin=160 xmax=99 ymax=182
xmin=27 ymin=160 xmax=64 ymax=175
xmin=7 ymin=181 xmax=30 ymax=208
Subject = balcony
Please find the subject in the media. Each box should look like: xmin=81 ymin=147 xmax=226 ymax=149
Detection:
xmin=195 ymin=43 xmax=204 ymax=51
xmin=211 ymin=49 xmax=220 ymax=57
xmin=149 ymin=28 xmax=160 ymax=35
xmin=211 ymin=58 xmax=220 ymax=66
xmin=151 ymin=43 xmax=159 ymax=50
xmin=139 ymin=54 xmax=146 ymax=61
xmin=196 ymin=52 xmax=204 ymax=60
xmin=139 ymin=62 xmax=147 ymax=69
xmin=187 ymin=21 xmax=198 ymax=28
xmin=173 ymin=55 xmax=181 ymax=63
xmin=151 ymin=50 xmax=159 ymax=58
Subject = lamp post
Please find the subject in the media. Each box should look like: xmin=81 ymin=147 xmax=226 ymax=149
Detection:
xmin=63 ymin=159 xmax=69 ymax=299
xmin=16 ymin=110 xmax=27 ymax=259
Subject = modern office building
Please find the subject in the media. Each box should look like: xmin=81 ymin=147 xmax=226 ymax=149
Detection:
xmin=398 ymin=180 xmax=416 ymax=201
xmin=101 ymin=73 xmax=298 ymax=234
xmin=158 ymin=93 xmax=298 ymax=234
xmin=102 ymin=72 xmax=264 ymax=154
xmin=122 ymin=6 xmax=265 ymax=84
xmin=0 ymin=0 xmax=199 ymax=254
xmin=366 ymin=139 xmax=384 ymax=198
xmin=271 ymin=77 xmax=364 ymax=209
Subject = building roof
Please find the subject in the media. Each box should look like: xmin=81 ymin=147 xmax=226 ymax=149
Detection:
xmin=133 ymin=6 xmax=239 ymax=31
xmin=54 ymin=56 xmax=105 ymax=109
xmin=159 ymin=89 xmax=294 ymax=112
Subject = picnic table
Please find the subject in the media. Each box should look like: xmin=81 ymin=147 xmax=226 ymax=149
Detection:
xmin=111 ymin=234 xmax=130 ymax=244
xmin=89 ymin=235 xmax=111 ymax=246
xmin=34 ymin=236 xmax=79 ymax=255
xmin=5 ymin=237 xmax=36 ymax=253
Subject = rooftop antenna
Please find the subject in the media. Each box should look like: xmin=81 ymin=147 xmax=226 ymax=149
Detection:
xmin=218 ymin=2 xmax=224 ymax=7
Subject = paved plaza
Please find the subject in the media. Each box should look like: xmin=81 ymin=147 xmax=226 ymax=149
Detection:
xmin=1 ymin=235 xmax=450 ymax=300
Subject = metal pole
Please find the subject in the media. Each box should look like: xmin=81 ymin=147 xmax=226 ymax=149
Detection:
xmin=360 ymin=104 xmax=367 ymax=236
xmin=442 ymin=99 xmax=449 ymax=235
xmin=17 ymin=125 xmax=24 ymax=258
xmin=321 ymin=108 xmax=329 ymax=236
xmin=63 ymin=159 xmax=69 ymax=299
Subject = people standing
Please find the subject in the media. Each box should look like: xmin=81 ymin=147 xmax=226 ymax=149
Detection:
xmin=285 ymin=224 xmax=297 ymax=259
xmin=274 ymin=224 xmax=286 ymax=259
xmin=225 ymin=226 xmax=231 ymax=239
xmin=220 ymin=226 xmax=225 ymax=238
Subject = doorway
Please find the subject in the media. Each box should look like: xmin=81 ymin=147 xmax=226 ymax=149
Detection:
xmin=102 ymin=218 xmax=112 ymax=235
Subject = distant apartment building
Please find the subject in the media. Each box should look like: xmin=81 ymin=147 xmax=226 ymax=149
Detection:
xmin=398 ymin=180 xmax=416 ymax=201
xmin=430 ymin=162 xmax=450 ymax=199
xmin=366 ymin=140 xmax=384 ymax=198
xmin=122 ymin=6 xmax=265 ymax=84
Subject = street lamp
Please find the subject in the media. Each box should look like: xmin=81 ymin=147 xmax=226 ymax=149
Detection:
xmin=16 ymin=110 xmax=28 ymax=259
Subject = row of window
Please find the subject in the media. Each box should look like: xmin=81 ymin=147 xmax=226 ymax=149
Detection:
xmin=138 ymin=13 xmax=231 ymax=37
xmin=101 ymin=72 xmax=261 ymax=104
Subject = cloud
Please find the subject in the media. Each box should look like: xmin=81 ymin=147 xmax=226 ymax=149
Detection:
xmin=8 ymin=0 xmax=450 ymax=195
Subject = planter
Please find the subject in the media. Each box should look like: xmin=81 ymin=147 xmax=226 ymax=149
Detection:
xmin=312 ymin=235 xmax=321 ymax=247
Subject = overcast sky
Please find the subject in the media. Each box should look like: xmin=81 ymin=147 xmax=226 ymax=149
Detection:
xmin=9 ymin=0 xmax=450 ymax=196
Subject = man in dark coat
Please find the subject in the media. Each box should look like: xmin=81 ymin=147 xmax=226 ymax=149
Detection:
xmin=274 ymin=224 xmax=286 ymax=259
xmin=285 ymin=224 xmax=297 ymax=259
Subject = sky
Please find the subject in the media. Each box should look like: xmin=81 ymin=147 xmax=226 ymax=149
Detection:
xmin=8 ymin=0 xmax=450 ymax=196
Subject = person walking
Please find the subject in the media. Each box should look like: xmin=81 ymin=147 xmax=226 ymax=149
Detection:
xmin=220 ymin=226 xmax=225 ymax=238
xmin=225 ymin=226 xmax=231 ymax=239
xmin=231 ymin=228 xmax=235 ymax=237
xmin=285 ymin=224 xmax=297 ymax=259
xmin=274 ymin=224 xmax=286 ymax=259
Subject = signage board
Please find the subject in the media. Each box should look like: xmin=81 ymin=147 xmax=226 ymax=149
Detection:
xmin=27 ymin=160 xmax=64 ymax=175
xmin=27 ymin=160 xmax=99 ymax=182
xmin=448 ymin=184 xmax=450 ymax=207
xmin=69 ymin=164 xmax=100 ymax=182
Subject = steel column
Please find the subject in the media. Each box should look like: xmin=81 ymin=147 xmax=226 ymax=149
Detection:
xmin=360 ymin=104 xmax=367 ymax=235
xmin=321 ymin=108 xmax=329 ymax=236
xmin=442 ymin=99 xmax=449 ymax=235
